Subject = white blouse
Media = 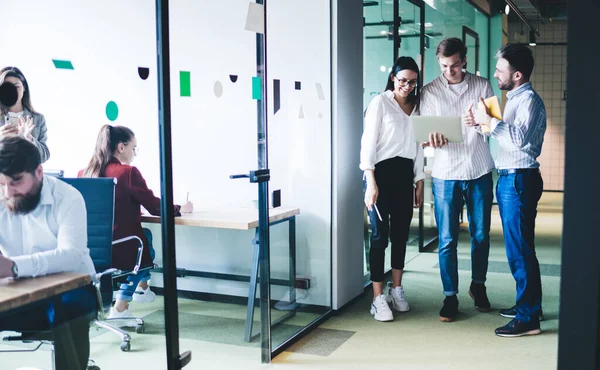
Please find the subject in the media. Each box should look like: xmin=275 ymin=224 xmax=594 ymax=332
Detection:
xmin=360 ymin=90 xmax=425 ymax=183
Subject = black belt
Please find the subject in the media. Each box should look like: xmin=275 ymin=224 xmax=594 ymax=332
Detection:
xmin=497 ymin=168 xmax=540 ymax=176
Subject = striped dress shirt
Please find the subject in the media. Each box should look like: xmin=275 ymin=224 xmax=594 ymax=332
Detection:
xmin=419 ymin=73 xmax=495 ymax=180
xmin=489 ymin=82 xmax=546 ymax=170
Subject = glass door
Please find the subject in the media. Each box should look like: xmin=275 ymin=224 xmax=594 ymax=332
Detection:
xmin=463 ymin=26 xmax=480 ymax=75
xmin=266 ymin=0 xmax=333 ymax=358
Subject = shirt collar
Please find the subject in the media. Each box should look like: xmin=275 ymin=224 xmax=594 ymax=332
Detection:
xmin=507 ymin=82 xmax=532 ymax=100
xmin=440 ymin=71 xmax=471 ymax=88
xmin=39 ymin=176 xmax=53 ymax=206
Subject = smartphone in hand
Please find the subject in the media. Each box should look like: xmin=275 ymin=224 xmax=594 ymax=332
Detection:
xmin=6 ymin=116 xmax=19 ymax=126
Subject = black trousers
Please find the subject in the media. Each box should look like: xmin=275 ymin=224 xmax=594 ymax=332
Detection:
xmin=365 ymin=156 xmax=415 ymax=282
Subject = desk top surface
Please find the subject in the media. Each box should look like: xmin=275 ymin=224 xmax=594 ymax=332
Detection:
xmin=0 ymin=272 xmax=91 ymax=314
xmin=141 ymin=206 xmax=299 ymax=230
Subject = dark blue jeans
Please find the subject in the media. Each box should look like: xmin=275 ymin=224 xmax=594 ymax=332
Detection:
xmin=0 ymin=284 xmax=97 ymax=370
xmin=116 ymin=228 xmax=154 ymax=302
xmin=496 ymin=170 xmax=543 ymax=322
xmin=432 ymin=172 xmax=493 ymax=296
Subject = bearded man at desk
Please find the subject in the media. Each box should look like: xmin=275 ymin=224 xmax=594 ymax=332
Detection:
xmin=0 ymin=136 xmax=97 ymax=369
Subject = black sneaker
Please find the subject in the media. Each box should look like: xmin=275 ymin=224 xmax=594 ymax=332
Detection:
xmin=499 ymin=306 xmax=545 ymax=321
xmin=495 ymin=318 xmax=541 ymax=337
xmin=439 ymin=295 xmax=459 ymax=322
xmin=468 ymin=281 xmax=491 ymax=312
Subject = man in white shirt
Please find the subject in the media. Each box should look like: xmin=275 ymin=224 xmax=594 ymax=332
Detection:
xmin=419 ymin=38 xmax=495 ymax=322
xmin=0 ymin=136 xmax=96 ymax=369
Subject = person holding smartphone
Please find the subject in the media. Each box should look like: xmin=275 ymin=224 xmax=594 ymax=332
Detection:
xmin=0 ymin=67 xmax=50 ymax=163
xmin=360 ymin=56 xmax=425 ymax=322
xmin=79 ymin=124 xmax=193 ymax=322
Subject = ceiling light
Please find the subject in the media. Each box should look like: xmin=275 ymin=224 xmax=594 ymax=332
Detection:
xmin=505 ymin=4 xmax=510 ymax=15
xmin=380 ymin=66 xmax=387 ymax=72
xmin=380 ymin=30 xmax=388 ymax=35
xmin=424 ymin=22 xmax=433 ymax=28
xmin=529 ymin=29 xmax=537 ymax=46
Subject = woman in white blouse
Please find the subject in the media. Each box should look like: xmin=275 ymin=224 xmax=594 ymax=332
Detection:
xmin=360 ymin=56 xmax=425 ymax=322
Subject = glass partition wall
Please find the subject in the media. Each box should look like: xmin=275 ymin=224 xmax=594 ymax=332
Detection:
xmin=0 ymin=0 xmax=331 ymax=367
xmin=363 ymin=0 xmax=491 ymax=283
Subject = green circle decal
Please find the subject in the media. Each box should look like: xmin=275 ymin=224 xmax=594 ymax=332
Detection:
xmin=106 ymin=101 xmax=119 ymax=121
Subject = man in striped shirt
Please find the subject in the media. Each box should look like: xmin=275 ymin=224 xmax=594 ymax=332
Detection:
xmin=472 ymin=44 xmax=546 ymax=337
xmin=419 ymin=38 xmax=495 ymax=322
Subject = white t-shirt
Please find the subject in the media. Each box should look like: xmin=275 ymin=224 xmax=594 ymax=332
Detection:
xmin=447 ymin=80 xmax=467 ymax=95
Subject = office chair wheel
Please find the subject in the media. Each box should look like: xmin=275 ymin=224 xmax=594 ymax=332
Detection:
xmin=120 ymin=341 xmax=131 ymax=352
xmin=135 ymin=323 xmax=145 ymax=334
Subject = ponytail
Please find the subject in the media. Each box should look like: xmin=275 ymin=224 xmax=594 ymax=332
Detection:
xmin=82 ymin=124 xmax=134 ymax=177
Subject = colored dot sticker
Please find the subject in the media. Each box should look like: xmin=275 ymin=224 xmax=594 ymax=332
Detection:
xmin=138 ymin=67 xmax=150 ymax=80
xmin=106 ymin=101 xmax=119 ymax=121
xmin=214 ymin=81 xmax=223 ymax=97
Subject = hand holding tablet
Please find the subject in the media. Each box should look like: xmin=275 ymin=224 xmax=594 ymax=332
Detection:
xmin=411 ymin=116 xmax=463 ymax=148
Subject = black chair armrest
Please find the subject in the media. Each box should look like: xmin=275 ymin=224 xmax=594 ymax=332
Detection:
xmin=112 ymin=236 xmax=144 ymax=274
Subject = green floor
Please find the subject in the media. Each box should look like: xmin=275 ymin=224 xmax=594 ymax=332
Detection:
xmin=0 ymin=193 xmax=562 ymax=370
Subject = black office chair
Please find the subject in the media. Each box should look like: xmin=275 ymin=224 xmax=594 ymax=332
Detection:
xmin=44 ymin=169 xmax=65 ymax=178
xmin=59 ymin=177 xmax=149 ymax=352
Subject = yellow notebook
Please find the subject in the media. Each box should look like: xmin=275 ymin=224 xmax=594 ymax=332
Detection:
xmin=478 ymin=96 xmax=502 ymax=120
xmin=478 ymin=96 xmax=502 ymax=134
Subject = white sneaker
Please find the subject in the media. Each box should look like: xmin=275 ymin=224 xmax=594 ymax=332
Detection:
xmin=370 ymin=294 xmax=393 ymax=322
xmin=388 ymin=286 xmax=410 ymax=312
xmin=132 ymin=286 xmax=156 ymax=303
xmin=107 ymin=307 xmax=137 ymax=327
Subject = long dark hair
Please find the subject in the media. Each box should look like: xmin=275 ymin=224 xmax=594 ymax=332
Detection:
xmin=0 ymin=66 xmax=38 ymax=116
xmin=82 ymin=124 xmax=135 ymax=178
xmin=384 ymin=56 xmax=420 ymax=105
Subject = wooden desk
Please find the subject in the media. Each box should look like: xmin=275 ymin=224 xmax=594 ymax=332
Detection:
xmin=142 ymin=206 xmax=301 ymax=342
xmin=141 ymin=206 xmax=300 ymax=230
xmin=0 ymin=272 xmax=91 ymax=370
xmin=0 ymin=272 xmax=91 ymax=314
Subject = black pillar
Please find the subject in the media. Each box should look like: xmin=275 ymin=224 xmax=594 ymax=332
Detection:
xmin=558 ymin=1 xmax=600 ymax=369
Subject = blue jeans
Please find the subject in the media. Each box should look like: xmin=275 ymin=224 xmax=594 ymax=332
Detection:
xmin=496 ymin=170 xmax=543 ymax=322
xmin=116 ymin=228 xmax=153 ymax=302
xmin=433 ymin=172 xmax=493 ymax=296
xmin=0 ymin=284 xmax=96 ymax=370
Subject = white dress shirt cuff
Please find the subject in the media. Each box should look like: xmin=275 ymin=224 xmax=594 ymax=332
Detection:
xmin=489 ymin=118 xmax=502 ymax=133
xmin=413 ymin=173 xmax=426 ymax=184
xmin=11 ymin=255 xmax=35 ymax=278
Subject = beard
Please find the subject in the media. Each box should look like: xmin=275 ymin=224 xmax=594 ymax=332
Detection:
xmin=498 ymin=79 xmax=515 ymax=91
xmin=4 ymin=179 xmax=43 ymax=214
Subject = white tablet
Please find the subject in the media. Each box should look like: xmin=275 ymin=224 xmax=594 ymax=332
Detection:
xmin=411 ymin=116 xmax=464 ymax=143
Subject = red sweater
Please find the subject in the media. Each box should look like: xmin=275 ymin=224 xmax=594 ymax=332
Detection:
xmin=78 ymin=158 xmax=179 ymax=270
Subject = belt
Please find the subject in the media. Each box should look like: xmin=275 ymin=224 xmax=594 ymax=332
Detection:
xmin=497 ymin=168 xmax=540 ymax=176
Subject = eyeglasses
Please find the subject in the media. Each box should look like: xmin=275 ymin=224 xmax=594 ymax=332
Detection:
xmin=395 ymin=77 xmax=418 ymax=88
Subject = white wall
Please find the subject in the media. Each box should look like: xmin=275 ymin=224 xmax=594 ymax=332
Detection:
xmin=0 ymin=0 xmax=331 ymax=306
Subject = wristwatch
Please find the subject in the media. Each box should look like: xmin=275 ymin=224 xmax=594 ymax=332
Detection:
xmin=11 ymin=261 xmax=18 ymax=278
